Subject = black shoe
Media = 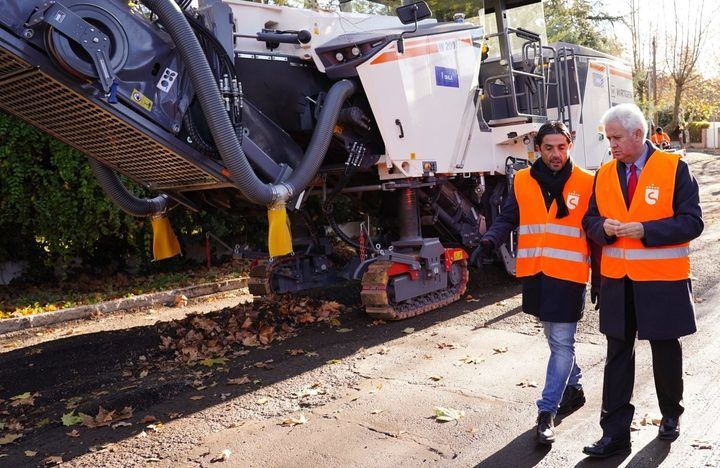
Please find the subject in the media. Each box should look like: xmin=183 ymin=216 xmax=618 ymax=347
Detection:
xmin=658 ymin=417 xmax=680 ymax=441
xmin=536 ymin=411 xmax=555 ymax=445
xmin=582 ymin=436 xmax=631 ymax=458
xmin=557 ymin=386 xmax=586 ymax=415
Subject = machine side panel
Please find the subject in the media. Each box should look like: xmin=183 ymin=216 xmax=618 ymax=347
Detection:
xmin=357 ymin=30 xmax=492 ymax=179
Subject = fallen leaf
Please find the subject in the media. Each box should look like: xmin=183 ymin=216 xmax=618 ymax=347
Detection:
xmin=174 ymin=294 xmax=189 ymax=307
xmin=139 ymin=370 xmax=149 ymax=378
xmin=286 ymin=349 xmax=305 ymax=356
xmin=280 ymin=414 xmax=307 ymax=426
xmin=168 ymin=412 xmax=183 ymax=419
xmin=326 ymin=359 xmax=341 ymax=365
xmin=66 ymin=429 xmax=80 ymax=438
xmin=190 ymin=396 xmax=204 ymax=401
xmin=370 ymin=409 xmax=384 ymax=414
xmin=228 ymin=376 xmax=251 ymax=385
xmin=10 ymin=392 xmax=38 ymax=407
xmin=200 ymin=357 xmax=228 ymax=368
xmin=35 ymin=418 xmax=51 ymax=428
xmin=24 ymin=450 xmax=37 ymax=457
xmin=65 ymin=397 xmax=82 ymax=409
xmin=467 ymin=427 xmax=479 ymax=434
xmin=140 ymin=415 xmax=157 ymax=424
xmin=429 ymin=375 xmax=443 ymax=382
xmin=434 ymin=406 xmax=465 ymax=423
xmin=337 ymin=328 xmax=353 ymax=333
xmin=147 ymin=423 xmax=163 ymax=432
xmin=43 ymin=455 xmax=63 ymax=466
xmin=402 ymin=327 xmax=415 ymax=334
xmin=61 ymin=411 xmax=85 ymax=427
xmin=493 ymin=346 xmax=509 ymax=354
xmin=210 ymin=449 xmax=232 ymax=463
xmin=378 ymin=347 xmax=390 ymax=355
xmin=459 ymin=355 xmax=483 ymax=365
xmin=257 ymin=398 xmax=269 ymax=405
xmin=436 ymin=342 xmax=459 ymax=350
xmin=0 ymin=433 xmax=21 ymax=445
xmin=305 ymin=351 xmax=319 ymax=357
xmin=691 ymin=440 xmax=713 ymax=450
xmin=516 ymin=380 xmax=538 ymax=388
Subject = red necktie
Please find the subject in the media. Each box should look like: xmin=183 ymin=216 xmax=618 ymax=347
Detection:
xmin=627 ymin=163 xmax=638 ymax=204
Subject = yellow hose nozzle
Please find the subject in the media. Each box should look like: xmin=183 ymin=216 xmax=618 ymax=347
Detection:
xmin=267 ymin=204 xmax=293 ymax=258
xmin=151 ymin=215 xmax=181 ymax=261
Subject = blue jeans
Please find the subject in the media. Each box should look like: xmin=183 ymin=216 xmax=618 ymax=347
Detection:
xmin=537 ymin=321 xmax=582 ymax=415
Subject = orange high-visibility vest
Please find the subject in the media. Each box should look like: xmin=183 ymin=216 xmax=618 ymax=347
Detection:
xmin=595 ymin=151 xmax=690 ymax=281
xmin=514 ymin=166 xmax=594 ymax=284
xmin=651 ymin=132 xmax=670 ymax=145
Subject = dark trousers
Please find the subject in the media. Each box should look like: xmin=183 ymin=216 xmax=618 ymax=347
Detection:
xmin=600 ymin=279 xmax=684 ymax=440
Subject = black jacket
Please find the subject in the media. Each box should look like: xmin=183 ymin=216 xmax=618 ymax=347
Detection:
xmin=582 ymin=144 xmax=704 ymax=340
xmin=483 ymin=175 xmax=600 ymax=323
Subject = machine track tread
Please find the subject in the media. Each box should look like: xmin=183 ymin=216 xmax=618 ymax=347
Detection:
xmin=248 ymin=256 xmax=296 ymax=297
xmin=360 ymin=259 xmax=468 ymax=321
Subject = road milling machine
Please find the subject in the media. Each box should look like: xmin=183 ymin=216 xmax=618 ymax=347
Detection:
xmin=0 ymin=0 xmax=634 ymax=319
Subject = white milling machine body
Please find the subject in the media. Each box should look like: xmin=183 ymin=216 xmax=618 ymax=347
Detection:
xmin=0 ymin=0 xmax=633 ymax=319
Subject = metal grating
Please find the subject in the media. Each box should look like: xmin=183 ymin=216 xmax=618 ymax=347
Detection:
xmin=0 ymin=47 xmax=218 ymax=189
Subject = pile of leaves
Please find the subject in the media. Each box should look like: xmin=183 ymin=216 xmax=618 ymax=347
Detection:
xmin=158 ymin=297 xmax=345 ymax=364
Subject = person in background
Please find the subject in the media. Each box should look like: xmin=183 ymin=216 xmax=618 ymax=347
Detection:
xmin=650 ymin=127 xmax=670 ymax=149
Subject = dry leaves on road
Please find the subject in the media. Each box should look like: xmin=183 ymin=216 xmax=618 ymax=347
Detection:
xmin=492 ymin=347 xmax=508 ymax=354
xmin=227 ymin=376 xmax=251 ymax=385
xmin=459 ymin=355 xmax=483 ymax=365
xmin=434 ymin=406 xmax=465 ymax=422
xmin=10 ymin=392 xmax=39 ymax=407
xmin=280 ymin=414 xmax=307 ymax=427
xmin=82 ymin=406 xmax=133 ymax=428
xmin=210 ymin=449 xmax=233 ymax=463
xmin=158 ymin=297 xmax=345 ymax=365
xmin=516 ymin=380 xmax=538 ymax=388
xmin=403 ymin=327 xmax=415 ymax=334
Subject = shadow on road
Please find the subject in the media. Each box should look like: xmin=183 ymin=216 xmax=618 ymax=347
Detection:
xmin=573 ymin=437 xmax=670 ymax=468
xmin=0 ymin=267 xmax=522 ymax=465
xmin=474 ymin=428 xmax=552 ymax=468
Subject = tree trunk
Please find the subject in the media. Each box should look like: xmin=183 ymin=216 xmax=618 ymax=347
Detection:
xmin=670 ymin=80 xmax=684 ymax=133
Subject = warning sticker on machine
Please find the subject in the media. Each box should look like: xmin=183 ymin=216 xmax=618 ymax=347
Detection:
xmin=131 ymin=89 xmax=153 ymax=111
xmin=435 ymin=66 xmax=459 ymax=88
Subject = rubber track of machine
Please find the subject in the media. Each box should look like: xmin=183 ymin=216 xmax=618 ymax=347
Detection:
xmin=360 ymin=260 xmax=469 ymax=320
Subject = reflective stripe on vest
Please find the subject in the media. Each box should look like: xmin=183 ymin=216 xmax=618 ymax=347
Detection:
xmin=513 ymin=165 xmax=594 ymax=284
xmin=595 ymin=150 xmax=690 ymax=281
xmin=603 ymin=246 xmax=690 ymax=260
xmin=518 ymin=247 xmax=589 ymax=263
xmin=518 ymin=223 xmax=582 ymax=238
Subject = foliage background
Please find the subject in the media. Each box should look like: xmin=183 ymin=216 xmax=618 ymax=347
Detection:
xmin=0 ymin=112 xmax=255 ymax=281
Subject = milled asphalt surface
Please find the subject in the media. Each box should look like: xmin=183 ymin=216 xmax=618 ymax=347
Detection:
xmin=0 ymin=152 xmax=718 ymax=467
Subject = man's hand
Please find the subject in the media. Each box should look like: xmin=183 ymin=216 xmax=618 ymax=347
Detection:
xmin=470 ymin=239 xmax=494 ymax=268
xmin=616 ymin=222 xmax=644 ymax=239
xmin=603 ymin=218 xmax=622 ymax=237
xmin=591 ymin=286 xmax=600 ymax=311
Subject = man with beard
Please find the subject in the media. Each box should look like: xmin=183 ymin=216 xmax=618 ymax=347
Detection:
xmin=476 ymin=121 xmax=599 ymax=445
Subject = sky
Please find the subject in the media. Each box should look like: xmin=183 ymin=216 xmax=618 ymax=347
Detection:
xmin=597 ymin=0 xmax=719 ymax=78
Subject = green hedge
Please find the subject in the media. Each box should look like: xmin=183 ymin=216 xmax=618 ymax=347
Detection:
xmin=0 ymin=112 xmax=258 ymax=281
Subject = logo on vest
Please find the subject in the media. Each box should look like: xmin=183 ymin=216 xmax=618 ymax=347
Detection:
xmin=566 ymin=192 xmax=580 ymax=210
xmin=645 ymin=185 xmax=659 ymax=205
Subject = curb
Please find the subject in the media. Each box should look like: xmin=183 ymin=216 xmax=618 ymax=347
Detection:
xmin=0 ymin=277 xmax=248 ymax=335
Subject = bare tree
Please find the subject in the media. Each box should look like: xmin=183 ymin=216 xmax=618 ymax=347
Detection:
xmin=626 ymin=0 xmax=649 ymax=108
xmin=665 ymin=0 xmax=710 ymax=132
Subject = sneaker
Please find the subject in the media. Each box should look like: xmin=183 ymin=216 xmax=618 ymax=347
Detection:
xmin=536 ymin=411 xmax=555 ymax=445
xmin=557 ymin=386 xmax=586 ymax=415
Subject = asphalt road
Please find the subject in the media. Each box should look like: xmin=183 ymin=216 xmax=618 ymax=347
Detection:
xmin=0 ymin=152 xmax=718 ymax=468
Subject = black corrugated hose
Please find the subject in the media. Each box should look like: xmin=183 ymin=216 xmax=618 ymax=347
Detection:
xmin=88 ymin=158 xmax=168 ymax=216
xmin=143 ymin=0 xmax=357 ymax=206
